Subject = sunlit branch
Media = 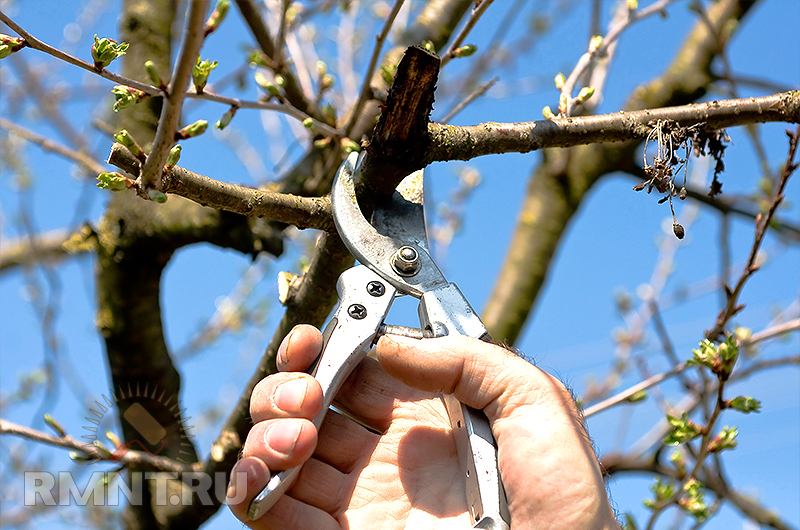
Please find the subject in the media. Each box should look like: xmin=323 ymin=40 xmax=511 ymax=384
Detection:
xmin=139 ymin=0 xmax=210 ymax=190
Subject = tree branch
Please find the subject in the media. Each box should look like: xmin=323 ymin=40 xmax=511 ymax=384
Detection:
xmin=108 ymin=143 xmax=334 ymax=231
xmin=0 ymin=418 xmax=186 ymax=473
xmin=426 ymin=91 xmax=800 ymax=164
xmin=139 ymin=0 xmax=210 ymax=190
xmin=0 ymin=228 xmax=89 ymax=273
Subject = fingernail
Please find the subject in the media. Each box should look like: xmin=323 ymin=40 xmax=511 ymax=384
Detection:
xmin=277 ymin=327 xmax=297 ymax=366
xmin=226 ymin=460 xmax=241 ymax=500
xmin=265 ymin=420 xmax=303 ymax=456
xmin=272 ymin=377 xmax=309 ymax=414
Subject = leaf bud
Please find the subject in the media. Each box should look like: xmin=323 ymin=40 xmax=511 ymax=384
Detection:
xmin=303 ymin=118 xmax=315 ymax=130
xmin=144 ymin=60 xmax=163 ymax=88
xmin=96 ymin=172 xmax=131 ymax=191
xmin=113 ymin=129 xmax=145 ymax=160
xmin=215 ymin=106 xmax=237 ymax=130
xmin=91 ymin=34 xmax=128 ymax=70
xmin=147 ymin=189 xmax=168 ymax=203
xmin=165 ymin=144 xmax=182 ymax=167
xmin=44 ymin=413 xmax=67 ymax=438
xmin=542 ymin=106 xmax=556 ymax=120
xmin=554 ymin=72 xmax=566 ymax=89
xmin=577 ymin=86 xmax=595 ymax=103
xmin=588 ymin=35 xmax=603 ymax=54
xmin=175 ymin=120 xmax=208 ymax=140
xmin=726 ymin=395 xmax=761 ymax=414
xmin=453 ymin=44 xmax=477 ymax=57
xmin=112 ymin=85 xmax=146 ymax=112
xmin=193 ymin=55 xmax=218 ymax=93
xmin=340 ymin=137 xmax=361 ymax=154
xmin=204 ymin=0 xmax=230 ymax=35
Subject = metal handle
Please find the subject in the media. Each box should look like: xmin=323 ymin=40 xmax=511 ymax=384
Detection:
xmin=419 ymin=283 xmax=510 ymax=530
xmin=248 ymin=266 xmax=396 ymax=520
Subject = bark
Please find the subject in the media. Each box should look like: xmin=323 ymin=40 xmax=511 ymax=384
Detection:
xmin=481 ymin=0 xmax=758 ymax=345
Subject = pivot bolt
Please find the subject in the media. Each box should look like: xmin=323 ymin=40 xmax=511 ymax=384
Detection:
xmin=392 ymin=246 xmax=421 ymax=276
xmin=348 ymin=304 xmax=367 ymax=319
xmin=367 ymin=281 xmax=386 ymax=297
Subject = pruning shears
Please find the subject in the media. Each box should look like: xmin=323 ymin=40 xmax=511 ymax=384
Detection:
xmin=248 ymin=153 xmax=510 ymax=529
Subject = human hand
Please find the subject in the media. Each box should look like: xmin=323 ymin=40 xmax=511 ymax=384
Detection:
xmin=228 ymin=324 xmax=619 ymax=529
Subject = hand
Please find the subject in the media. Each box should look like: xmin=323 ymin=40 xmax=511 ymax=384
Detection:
xmin=228 ymin=324 xmax=619 ymax=529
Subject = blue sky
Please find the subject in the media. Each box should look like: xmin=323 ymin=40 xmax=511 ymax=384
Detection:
xmin=1 ymin=0 xmax=798 ymax=528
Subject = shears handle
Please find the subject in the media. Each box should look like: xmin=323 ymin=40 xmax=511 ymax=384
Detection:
xmin=420 ymin=284 xmax=511 ymax=530
xmin=248 ymin=266 xmax=396 ymax=520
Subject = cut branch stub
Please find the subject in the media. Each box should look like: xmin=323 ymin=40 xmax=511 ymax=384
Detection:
xmin=360 ymin=45 xmax=440 ymax=200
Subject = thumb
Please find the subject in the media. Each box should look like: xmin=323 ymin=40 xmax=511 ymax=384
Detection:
xmin=374 ymin=334 xmax=574 ymax=424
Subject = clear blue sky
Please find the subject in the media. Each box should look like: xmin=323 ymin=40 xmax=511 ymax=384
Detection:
xmin=1 ymin=1 xmax=798 ymax=528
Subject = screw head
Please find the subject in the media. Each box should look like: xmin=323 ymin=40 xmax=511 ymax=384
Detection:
xmin=392 ymin=246 xmax=421 ymax=276
xmin=367 ymin=281 xmax=385 ymax=297
xmin=348 ymin=304 xmax=367 ymax=319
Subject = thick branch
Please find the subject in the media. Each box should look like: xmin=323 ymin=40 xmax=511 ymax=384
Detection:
xmin=108 ymin=144 xmax=333 ymax=230
xmin=426 ymin=91 xmax=800 ymax=163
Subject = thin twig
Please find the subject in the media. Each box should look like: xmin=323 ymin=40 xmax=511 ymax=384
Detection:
xmin=560 ymin=0 xmax=679 ymax=116
xmin=0 ymin=418 xmax=186 ymax=472
xmin=440 ymin=76 xmax=498 ymax=124
xmin=0 ymin=117 xmax=108 ymax=175
xmin=344 ymin=0 xmax=405 ymax=136
xmin=440 ymin=0 xmax=495 ymax=68
xmin=706 ymin=126 xmax=800 ymax=339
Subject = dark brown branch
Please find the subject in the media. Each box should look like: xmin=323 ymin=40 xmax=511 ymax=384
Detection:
xmin=426 ymin=91 xmax=800 ymax=164
xmin=108 ymin=144 xmax=334 ymax=231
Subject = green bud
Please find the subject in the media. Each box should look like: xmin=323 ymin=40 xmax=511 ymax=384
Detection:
xmin=215 ymin=106 xmax=237 ymax=130
xmin=303 ymin=118 xmax=315 ymax=130
xmin=91 ymin=34 xmax=128 ymax=69
xmin=627 ymin=0 xmax=638 ymax=10
xmin=625 ymin=389 xmax=648 ymax=403
xmin=669 ymin=450 xmax=686 ymax=475
xmin=0 ymin=44 xmax=11 ymax=60
xmin=727 ymin=395 xmax=761 ymax=414
xmin=707 ymin=426 xmax=738 ymax=453
xmin=380 ymin=64 xmax=396 ymax=86
xmin=321 ymin=74 xmax=335 ymax=90
xmin=147 ymin=189 xmax=168 ymax=203
xmin=165 ymin=144 xmax=182 ymax=167
xmin=316 ymin=60 xmax=328 ymax=76
xmin=687 ymin=339 xmax=716 ymax=370
xmin=313 ymin=137 xmax=332 ymax=150
xmin=554 ymin=73 xmax=566 ymax=89
xmin=558 ymin=93 xmax=568 ymax=115
xmin=664 ymin=413 xmax=702 ymax=445
xmin=70 ymin=451 xmax=94 ymax=462
xmin=96 ymin=172 xmax=131 ymax=191
xmin=193 ymin=56 xmax=218 ymax=93
xmin=105 ymin=431 xmax=122 ymax=448
xmin=44 ymin=413 xmax=67 ymax=438
xmin=588 ymin=35 xmax=603 ymax=54
xmin=542 ymin=106 xmax=556 ymax=120
xmin=340 ymin=137 xmax=361 ymax=154
xmin=205 ymin=0 xmax=231 ymax=35
xmin=453 ymin=44 xmax=477 ymax=58
xmin=644 ymin=477 xmax=676 ymax=510
xmin=144 ymin=60 xmax=163 ymax=87
xmin=112 ymin=85 xmax=146 ymax=112
xmin=577 ymin=86 xmax=595 ymax=103
xmin=274 ymin=74 xmax=286 ymax=87
xmin=679 ymin=479 xmax=710 ymax=521
xmin=421 ymin=40 xmax=435 ymax=53
xmin=175 ymin=119 xmax=208 ymax=140
xmin=321 ymin=103 xmax=336 ymax=127
xmin=113 ymin=129 xmax=144 ymax=160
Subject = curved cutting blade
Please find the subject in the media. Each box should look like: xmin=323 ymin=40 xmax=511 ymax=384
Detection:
xmin=331 ymin=152 xmax=445 ymax=297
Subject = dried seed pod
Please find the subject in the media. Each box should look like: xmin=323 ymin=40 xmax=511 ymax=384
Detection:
xmin=673 ymin=222 xmax=685 ymax=239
